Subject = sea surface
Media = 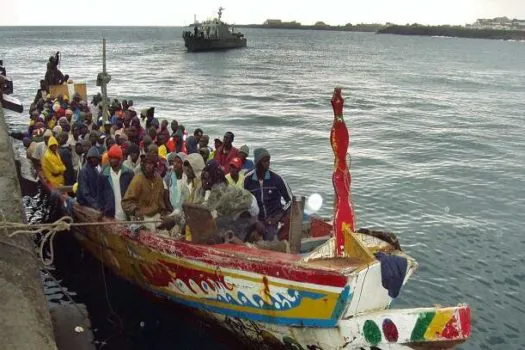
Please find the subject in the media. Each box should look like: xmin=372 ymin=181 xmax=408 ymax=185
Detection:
xmin=1 ymin=26 xmax=525 ymax=349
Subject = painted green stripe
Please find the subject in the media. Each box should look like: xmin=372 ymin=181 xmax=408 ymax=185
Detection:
xmin=410 ymin=312 xmax=436 ymax=341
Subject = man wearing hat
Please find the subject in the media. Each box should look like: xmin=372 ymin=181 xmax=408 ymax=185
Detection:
xmin=122 ymin=153 xmax=168 ymax=231
xmin=77 ymin=146 xmax=102 ymax=208
xmin=225 ymin=157 xmax=245 ymax=188
xmin=239 ymin=145 xmax=254 ymax=173
xmin=244 ymin=148 xmax=293 ymax=241
xmin=98 ymin=145 xmax=135 ymax=221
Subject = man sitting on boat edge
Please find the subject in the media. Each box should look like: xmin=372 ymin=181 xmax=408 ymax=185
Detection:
xmin=122 ymin=153 xmax=169 ymax=230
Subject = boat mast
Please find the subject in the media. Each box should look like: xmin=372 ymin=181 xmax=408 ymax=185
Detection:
xmin=96 ymin=38 xmax=111 ymax=124
xmin=330 ymin=87 xmax=375 ymax=262
xmin=218 ymin=7 xmax=224 ymax=22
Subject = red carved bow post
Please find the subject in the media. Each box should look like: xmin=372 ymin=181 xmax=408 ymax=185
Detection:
xmin=330 ymin=87 xmax=356 ymax=256
xmin=330 ymin=88 xmax=375 ymax=262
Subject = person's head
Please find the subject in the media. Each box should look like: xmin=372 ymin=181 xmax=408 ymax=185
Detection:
xmin=199 ymin=134 xmax=210 ymax=148
xmin=199 ymin=147 xmax=210 ymax=162
xmin=157 ymin=134 xmax=166 ymax=146
xmin=161 ymin=119 xmax=168 ymax=130
xmin=123 ymin=113 xmax=131 ymax=127
xmin=75 ymin=142 xmax=83 ymax=156
xmin=223 ymin=131 xmax=234 ymax=148
xmin=147 ymin=144 xmax=159 ymax=157
xmin=201 ymin=160 xmax=226 ymax=191
xmin=170 ymin=120 xmax=178 ymax=134
xmin=86 ymin=146 xmax=101 ymax=167
xmin=98 ymin=134 xmax=106 ymax=146
xmin=214 ymin=138 xmax=223 ymax=150
xmin=239 ymin=145 xmax=249 ymax=163
xmin=173 ymin=153 xmax=184 ymax=174
xmin=146 ymin=107 xmax=155 ymax=120
xmin=127 ymin=125 xmax=138 ymax=140
xmin=183 ymin=153 xmax=205 ymax=180
xmin=80 ymin=124 xmax=88 ymax=137
xmin=57 ymin=132 xmax=69 ymax=146
xmin=141 ymin=154 xmax=157 ymax=178
xmin=254 ymin=148 xmax=271 ymax=172
xmin=229 ymin=157 xmax=242 ymax=177
xmin=48 ymin=136 xmax=59 ymax=153
xmin=81 ymin=140 xmax=91 ymax=155
xmin=89 ymin=131 xmax=99 ymax=146
xmin=168 ymin=152 xmax=184 ymax=173
xmin=127 ymin=143 xmax=140 ymax=163
xmin=105 ymin=137 xmax=116 ymax=150
xmin=194 ymin=128 xmax=203 ymax=143
xmin=107 ymin=145 xmax=123 ymax=171
xmin=43 ymin=129 xmax=53 ymax=145
xmin=142 ymin=135 xmax=153 ymax=151
xmin=148 ymin=126 xmax=157 ymax=140
xmin=104 ymin=121 xmax=112 ymax=134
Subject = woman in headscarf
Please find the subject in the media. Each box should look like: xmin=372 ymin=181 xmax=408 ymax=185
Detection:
xmin=41 ymin=135 xmax=66 ymax=187
xmin=182 ymin=153 xmax=205 ymax=204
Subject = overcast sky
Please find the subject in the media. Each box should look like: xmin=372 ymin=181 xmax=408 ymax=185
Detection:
xmin=1 ymin=0 xmax=524 ymax=26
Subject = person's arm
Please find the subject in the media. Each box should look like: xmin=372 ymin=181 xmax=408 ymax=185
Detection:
xmin=122 ymin=175 xmax=141 ymax=217
xmin=276 ymin=175 xmax=293 ymax=208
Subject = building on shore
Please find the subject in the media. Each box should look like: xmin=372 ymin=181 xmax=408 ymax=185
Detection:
xmin=467 ymin=17 xmax=525 ymax=30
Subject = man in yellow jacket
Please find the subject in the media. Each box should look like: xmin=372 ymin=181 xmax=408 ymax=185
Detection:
xmin=41 ymin=135 xmax=66 ymax=187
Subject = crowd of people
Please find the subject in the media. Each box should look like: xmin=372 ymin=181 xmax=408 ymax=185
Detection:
xmin=22 ymin=61 xmax=293 ymax=245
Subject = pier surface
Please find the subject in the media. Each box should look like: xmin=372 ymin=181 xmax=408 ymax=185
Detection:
xmin=0 ymin=103 xmax=57 ymax=350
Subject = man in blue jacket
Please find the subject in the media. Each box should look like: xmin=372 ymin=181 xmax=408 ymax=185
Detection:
xmin=98 ymin=145 xmax=134 ymax=220
xmin=244 ymin=148 xmax=292 ymax=241
xmin=77 ymin=146 xmax=102 ymax=208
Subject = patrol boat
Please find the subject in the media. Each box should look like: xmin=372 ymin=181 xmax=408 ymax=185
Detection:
xmin=182 ymin=7 xmax=247 ymax=52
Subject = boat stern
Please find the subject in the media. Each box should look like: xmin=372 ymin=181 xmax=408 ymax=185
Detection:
xmin=336 ymin=303 xmax=472 ymax=349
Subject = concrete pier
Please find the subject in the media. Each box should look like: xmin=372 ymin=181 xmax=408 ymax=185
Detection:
xmin=0 ymin=102 xmax=57 ymax=349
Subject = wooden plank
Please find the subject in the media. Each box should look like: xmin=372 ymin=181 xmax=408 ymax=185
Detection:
xmin=49 ymin=82 xmax=87 ymax=101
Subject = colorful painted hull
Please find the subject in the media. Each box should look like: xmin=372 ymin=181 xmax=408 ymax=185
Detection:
xmin=59 ymin=201 xmax=470 ymax=349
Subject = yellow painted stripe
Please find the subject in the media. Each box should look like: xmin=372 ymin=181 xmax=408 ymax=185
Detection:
xmin=424 ymin=309 xmax=454 ymax=340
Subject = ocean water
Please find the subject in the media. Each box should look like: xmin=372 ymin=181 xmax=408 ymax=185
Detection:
xmin=1 ymin=27 xmax=525 ymax=349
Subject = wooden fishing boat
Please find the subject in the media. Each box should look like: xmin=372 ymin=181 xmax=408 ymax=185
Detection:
xmin=39 ymin=88 xmax=471 ymax=349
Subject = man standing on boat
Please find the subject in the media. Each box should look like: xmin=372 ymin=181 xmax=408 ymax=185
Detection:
xmin=98 ymin=145 xmax=135 ymax=221
xmin=214 ymin=131 xmax=239 ymax=173
xmin=244 ymin=148 xmax=292 ymax=241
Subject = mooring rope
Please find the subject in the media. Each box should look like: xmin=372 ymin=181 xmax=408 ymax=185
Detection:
xmin=1 ymin=213 xmax=163 ymax=266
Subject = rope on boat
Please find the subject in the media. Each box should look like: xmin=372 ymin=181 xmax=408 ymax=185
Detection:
xmin=1 ymin=213 xmax=164 ymax=266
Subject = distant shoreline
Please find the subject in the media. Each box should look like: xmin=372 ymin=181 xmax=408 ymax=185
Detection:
xmin=236 ymin=24 xmax=384 ymax=33
xmin=376 ymin=25 xmax=525 ymax=41
xmin=236 ymin=24 xmax=525 ymax=41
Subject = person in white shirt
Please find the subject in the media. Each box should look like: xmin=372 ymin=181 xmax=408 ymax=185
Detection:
xmin=98 ymin=145 xmax=135 ymax=221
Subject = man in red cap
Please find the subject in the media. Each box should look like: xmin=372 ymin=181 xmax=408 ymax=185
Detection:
xmin=98 ymin=145 xmax=135 ymax=220
xmin=225 ymin=157 xmax=245 ymax=188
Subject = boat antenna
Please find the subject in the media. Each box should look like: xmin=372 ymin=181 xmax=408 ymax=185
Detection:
xmin=96 ymin=38 xmax=111 ymax=124
xmin=218 ymin=7 xmax=224 ymax=22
